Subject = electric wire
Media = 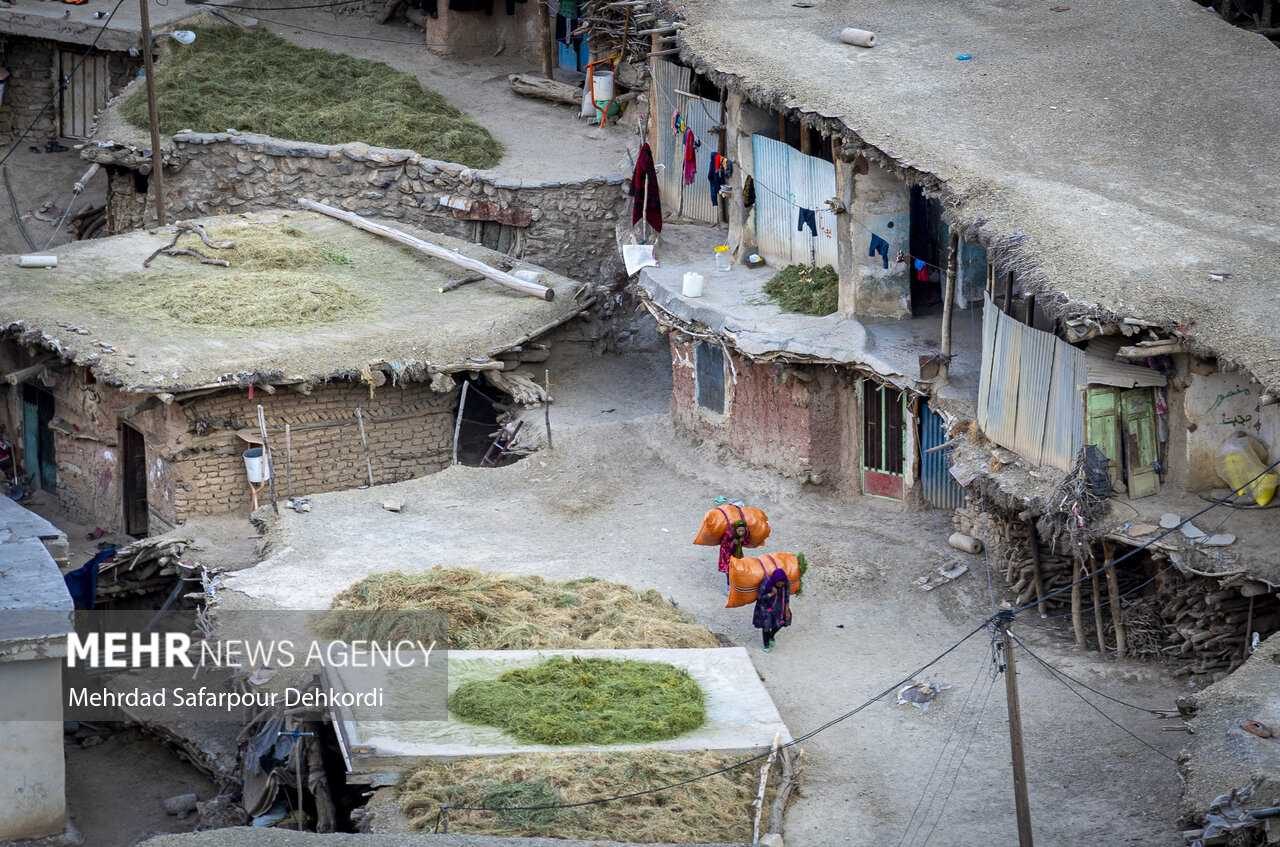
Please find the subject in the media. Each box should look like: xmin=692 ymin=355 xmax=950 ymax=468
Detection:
xmin=248 ymin=12 xmax=443 ymax=44
xmin=894 ymin=649 xmax=992 ymax=847
xmin=1011 ymin=637 xmax=1174 ymax=717
xmin=1010 ymin=454 xmax=1280 ymax=617
xmin=197 ymin=0 xmax=368 ymax=10
xmin=1010 ymin=631 xmax=1176 ymax=763
xmin=442 ymin=619 xmax=994 ymax=816
xmin=919 ymin=671 xmax=999 ymax=846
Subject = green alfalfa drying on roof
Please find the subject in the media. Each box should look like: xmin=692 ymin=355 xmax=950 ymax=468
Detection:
xmin=449 ymin=656 xmax=706 ymax=745
xmin=763 ymin=263 xmax=839 ymax=315
xmin=120 ymin=26 xmax=502 ymax=168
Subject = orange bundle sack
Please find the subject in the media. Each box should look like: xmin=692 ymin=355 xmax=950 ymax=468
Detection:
xmin=726 ymin=553 xmax=801 ymax=609
xmin=692 ymin=504 xmax=771 ymax=547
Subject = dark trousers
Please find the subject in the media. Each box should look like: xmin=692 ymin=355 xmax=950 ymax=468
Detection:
xmin=762 ymin=627 xmax=779 ymax=647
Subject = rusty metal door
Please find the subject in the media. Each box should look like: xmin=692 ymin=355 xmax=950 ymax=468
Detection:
xmin=58 ymin=50 xmax=113 ymax=140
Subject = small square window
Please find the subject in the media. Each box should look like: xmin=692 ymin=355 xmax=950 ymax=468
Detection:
xmin=695 ymin=341 xmax=726 ymax=414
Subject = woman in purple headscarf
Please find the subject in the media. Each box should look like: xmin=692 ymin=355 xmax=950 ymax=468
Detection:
xmin=752 ymin=567 xmax=792 ymax=652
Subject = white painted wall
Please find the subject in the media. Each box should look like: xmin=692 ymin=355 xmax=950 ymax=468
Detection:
xmin=1181 ymin=368 xmax=1280 ymax=490
xmin=0 ymin=656 xmax=66 ymax=840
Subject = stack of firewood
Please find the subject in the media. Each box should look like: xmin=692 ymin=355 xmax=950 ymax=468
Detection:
xmin=1159 ymin=579 xmax=1280 ymax=679
xmin=96 ymin=536 xmax=196 ymax=604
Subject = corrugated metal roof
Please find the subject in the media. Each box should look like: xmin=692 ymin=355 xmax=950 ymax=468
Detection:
xmin=1084 ymin=356 xmax=1167 ymax=389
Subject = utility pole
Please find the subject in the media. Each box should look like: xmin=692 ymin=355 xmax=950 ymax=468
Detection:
xmin=997 ymin=613 xmax=1034 ymax=847
xmin=138 ymin=0 xmax=166 ymax=226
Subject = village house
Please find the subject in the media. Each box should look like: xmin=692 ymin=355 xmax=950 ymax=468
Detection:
xmin=0 ymin=208 xmax=589 ymax=535
xmin=604 ymin=0 xmax=1280 ymax=825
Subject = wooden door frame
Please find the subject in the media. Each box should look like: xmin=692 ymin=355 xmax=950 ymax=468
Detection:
xmin=119 ymin=420 xmax=149 ymax=537
xmin=860 ymin=378 xmax=906 ymax=499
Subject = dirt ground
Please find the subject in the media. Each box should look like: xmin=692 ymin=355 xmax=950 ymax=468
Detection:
xmin=4 ymin=729 xmax=216 ymax=847
xmin=222 ymin=344 xmax=1187 ymax=847
xmin=0 ymin=144 xmax=106 ymax=255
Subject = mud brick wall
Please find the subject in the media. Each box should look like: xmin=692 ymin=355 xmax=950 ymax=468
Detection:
xmin=0 ymin=342 xmax=185 ymax=533
xmin=0 ymin=37 xmax=56 ymax=141
xmin=668 ymin=335 xmax=845 ymax=485
xmin=89 ymin=131 xmax=627 ymax=280
xmin=172 ymin=380 xmax=458 ymax=517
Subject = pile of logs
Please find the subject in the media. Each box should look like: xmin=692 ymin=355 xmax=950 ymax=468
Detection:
xmin=582 ymin=0 xmax=676 ymax=63
xmin=957 ymin=501 xmax=1280 ymax=682
xmin=1160 ymin=579 xmax=1280 ymax=679
xmin=96 ymin=536 xmax=196 ymax=605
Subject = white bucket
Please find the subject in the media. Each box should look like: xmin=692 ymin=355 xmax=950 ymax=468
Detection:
xmin=591 ymin=70 xmax=614 ymax=102
xmin=682 ymin=271 xmax=705 ymax=298
xmin=243 ymin=447 xmax=270 ymax=483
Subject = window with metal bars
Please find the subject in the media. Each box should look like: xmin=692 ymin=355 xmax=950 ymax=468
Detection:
xmin=695 ymin=342 xmax=726 ymax=414
xmin=862 ymin=380 xmax=905 ymax=474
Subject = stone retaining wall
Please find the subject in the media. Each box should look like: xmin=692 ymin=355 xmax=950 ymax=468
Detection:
xmin=93 ymin=130 xmax=628 ymax=280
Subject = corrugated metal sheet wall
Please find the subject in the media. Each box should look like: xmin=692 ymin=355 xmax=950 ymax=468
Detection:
xmin=675 ymin=92 xmax=723 ymax=225
xmin=750 ymin=135 xmax=838 ymax=268
xmin=977 ymin=296 xmax=1086 ymax=471
xmin=921 ymin=401 xmax=966 ymax=510
xmin=651 ymin=60 xmax=693 ymax=218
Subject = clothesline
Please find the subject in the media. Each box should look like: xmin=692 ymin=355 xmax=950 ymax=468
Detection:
xmin=653 ymin=82 xmax=960 ymax=276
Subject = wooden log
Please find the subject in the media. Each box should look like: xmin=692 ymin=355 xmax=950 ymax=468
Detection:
xmin=256 ymin=405 xmax=279 ymax=516
xmin=752 ymin=733 xmax=781 ymax=846
xmin=354 ymin=407 xmax=374 ymax=487
xmin=1091 ymin=557 xmax=1106 ymax=654
xmin=298 ymin=199 xmax=554 ymax=301
xmin=509 ymin=73 xmax=581 ymax=106
xmin=1103 ymin=541 xmax=1126 ymax=659
xmin=1072 ymin=557 xmax=1086 ymax=650
xmin=1027 ymin=520 xmax=1048 ymax=619
xmin=767 ymin=746 xmax=796 ymax=836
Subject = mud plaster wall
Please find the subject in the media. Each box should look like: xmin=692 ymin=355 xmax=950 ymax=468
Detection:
xmin=424 ymin=3 xmax=541 ymax=61
xmin=1180 ymin=364 xmax=1280 ymax=491
xmin=0 ymin=343 xmax=184 ymax=533
xmin=174 ymin=380 xmax=458 ymax=518
xmin=98 ymin=132 xmax=627 ymax=280
xmin=668 ymin=335 xmax=844 ymax=485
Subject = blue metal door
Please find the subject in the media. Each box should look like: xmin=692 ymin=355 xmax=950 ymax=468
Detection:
xmin=920 ymin=401 xmax=965 ymax=510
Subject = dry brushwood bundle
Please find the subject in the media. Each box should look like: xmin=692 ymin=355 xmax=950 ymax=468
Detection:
xmin=1036 ymin=446 xmax=1112 ymax=556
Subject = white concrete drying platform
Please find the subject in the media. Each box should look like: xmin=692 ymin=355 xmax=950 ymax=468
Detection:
xmin=329 ymin=647 xmax=791 ymax=783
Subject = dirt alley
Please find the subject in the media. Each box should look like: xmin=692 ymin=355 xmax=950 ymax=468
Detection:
xmin=219 ymin=346 xmax=1186 ymax=846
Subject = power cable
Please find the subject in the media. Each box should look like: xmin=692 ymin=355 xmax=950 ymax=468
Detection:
xmin=197 ymin=0 xmax=367 ymax=9
xmin=1010 ymin=454 xmax=1280 ymax=618
xmin=442 ymin=619 xmax=993 ymax=818
xmin=1010 ymin=631 xmax=1176 ymax=763
xmin=1011 ymin=637 xmax=1174 ymax=717
xmin=0 ymin=0 xmax=130 ymax=171
xmin=894 ymin=650 xmax=992 ymax=847
xmin=249 ymin=12 xmax=441 ymax=44
xmin=919 ymin=671 xmax=998 ymax=846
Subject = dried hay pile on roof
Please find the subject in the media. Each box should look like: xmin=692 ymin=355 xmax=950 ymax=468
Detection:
xmin=79 ymin=222 xmax=372 ymax=329
xmin=399 ymin=750 xmax=765 ymax=841
xmin=319 ymin=567 xmax=720 ymax=649
xmin=120 ymin=26 xmax=502 ymax=168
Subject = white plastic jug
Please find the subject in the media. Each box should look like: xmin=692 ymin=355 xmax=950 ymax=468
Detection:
xmin=682 ymin=271 xmax=705 ymax=298
xmin=591 ymin=70 xmax=615 ymax=102
xmin=243 ymin=447 xmax=271 ymax=483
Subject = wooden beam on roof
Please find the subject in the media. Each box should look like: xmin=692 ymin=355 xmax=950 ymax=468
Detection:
xmin=3 ymin=358 xmax=55 ymax=385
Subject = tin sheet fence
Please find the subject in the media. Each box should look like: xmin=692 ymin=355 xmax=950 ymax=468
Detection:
xmin=750 ymin=135 xmax=838 ymax=269
xmin=651 ymin=60 xmax=692 ymax=219
xmin=977 ymin=296 xmax=1085 ymax=472
xmin=921 ymin=401 xmax=966 ymax=510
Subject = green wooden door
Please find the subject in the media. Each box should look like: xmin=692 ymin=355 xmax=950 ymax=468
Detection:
xmin=1120 ymin=388 xmax=1159 ymax=499
xmin=1086 ymin=387 xmax=1123 ymax=491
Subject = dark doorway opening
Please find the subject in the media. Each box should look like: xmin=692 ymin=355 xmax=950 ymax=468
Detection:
xmin=909 ymin=186 xmax=946 ymax=316
xmin=121 ymin=421 xmax=149 ymax=537
xmin=21 ymin=383 xmax=57 ymax=493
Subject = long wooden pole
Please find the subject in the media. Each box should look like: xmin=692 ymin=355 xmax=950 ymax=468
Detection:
xmin=1090 ymin=555 xmax=1106 ymax=654
xmin=298 ymin=199 xmax=554 ymax=301
xmin=999 ymin=619 xmax=1035 ymax=847
xmin=354 ymin=407 xmax=374 ymax=487
xmin=138 ymin=0 xmax=166 ymax=226
xmin=1071 ymin=556 xmax=1086 ymax=649
xmin=1103 ymin=540 xmax=1126 ymax=658
xmin=939 ymin=230 xmax=959 ymax=382
xmin=451 ymin=380 xmax=469 ymax=465
xmin=539 ymin=0 xmax=555 ymax=79
xmin=1026 ymin=519 xmax=1048 ymax=619
xmin=255 ymin=405 xmax=278 ymax=515
xmin=284 ymin=422 xmax=293 ymax=500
